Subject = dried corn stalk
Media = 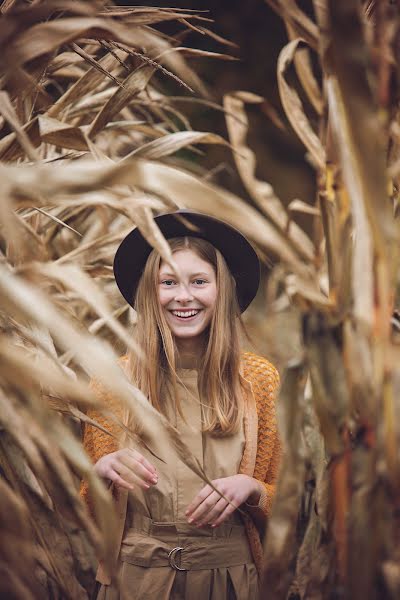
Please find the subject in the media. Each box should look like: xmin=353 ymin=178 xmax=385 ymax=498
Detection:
xmin=255 ymin=1 xmax=400 ymax=598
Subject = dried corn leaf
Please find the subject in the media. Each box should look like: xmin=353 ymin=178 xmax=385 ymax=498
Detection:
xmin=265 ymin=0 xmax=319 ymax=50
xmin=285 ymin=21 xmax=324 ymax=115
xmin=89 ymin=65 xmax=156 ymax=139
xmin=277 ymin=38 xmax=326 ymax=170
xmin=130 ymin=130 xmax=232 ymax=159
xmin=0 ymin=91 xmax=39 ymax=160
xmin=224 ymin=90 xmax=315 ymax=262
xmin=38 ymin=115 xmax=89 ymax=151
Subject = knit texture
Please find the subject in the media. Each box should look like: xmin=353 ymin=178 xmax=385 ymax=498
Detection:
xmin=81 ymin=351 xmax=280 ymax=577
xmin=241 ymin=351 xmax=281 ymax=574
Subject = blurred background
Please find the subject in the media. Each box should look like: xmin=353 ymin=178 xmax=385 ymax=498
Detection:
xmin=119 ymin=0 xmax=316 ymax=209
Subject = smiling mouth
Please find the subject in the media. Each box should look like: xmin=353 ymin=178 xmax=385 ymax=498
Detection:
xmin=171 ymin=309 xmax=200 ymax=319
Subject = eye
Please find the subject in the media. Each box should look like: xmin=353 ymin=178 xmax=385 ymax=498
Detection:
xmin=193 ymin=279 xmax=207 ymax=285
xmin=161 ymin=279 xmax=176 ymax=286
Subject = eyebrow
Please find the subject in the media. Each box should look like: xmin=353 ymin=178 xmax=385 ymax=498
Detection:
xmin=159 ymin=271 xmax=210 ymax=278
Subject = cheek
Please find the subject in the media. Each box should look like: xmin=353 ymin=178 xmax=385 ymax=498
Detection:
xmin=204 ymin=286 xmax=217 ymax=309
xmin=158 ymin=288 xmax=170 ymax=308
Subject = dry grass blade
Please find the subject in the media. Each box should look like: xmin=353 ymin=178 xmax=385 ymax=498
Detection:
xmin=33 ymin=206 xmax=83 ymax=237
xmin=46 ymin=51 xmax=121 ymax=119
xmin=277 ymin=38 xmax=326 ymax=170
xmin=0 ymin=91 xmax=39 ymax=160
xmin=7 ymin=18 xmax=148 ymax=68
xmin=111 ymin=157 xmax=316 ymax=276
xmin=70 ymin=42 xmax=127 ymax=90
xmin=24 ymin=261 xmax=143 ymax=357
xmin=224 ymin=90 xmax=316 ymax=262
xmin=265 ymin=0 xmax=319 ymax=50
xmin=0 ymin=157 xmax=310 ymax=277
xmin=129 ymin=130 xmax=232 ymax=159
xmin=285 ymin=21 xmax=323 ymax=115
xmin=88 ymin=65 xmax=156 ymax=139
xmin=38 ymin=115 xmax=90 ymax=151
xmin=326 ymin=78 xmax=375 ymax=327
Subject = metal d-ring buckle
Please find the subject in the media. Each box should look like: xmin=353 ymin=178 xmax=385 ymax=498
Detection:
xmin=168 ymin=546 xmax=186 ymax=571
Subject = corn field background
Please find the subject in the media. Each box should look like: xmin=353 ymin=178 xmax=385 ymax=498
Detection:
xmin=1 ymin=0 xmax=400 ymax=599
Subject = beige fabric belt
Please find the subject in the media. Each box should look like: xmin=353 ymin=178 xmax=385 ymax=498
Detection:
xmin=120 ymin=514 xmax=253 ymax=571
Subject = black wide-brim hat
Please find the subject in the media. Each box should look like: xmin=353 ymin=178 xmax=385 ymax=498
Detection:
xmin=113 ymin=210 xmax=260 ymax=312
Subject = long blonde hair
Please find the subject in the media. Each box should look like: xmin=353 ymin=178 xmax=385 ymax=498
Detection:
xmin=127 ymin=236 xmax=245 ymax=435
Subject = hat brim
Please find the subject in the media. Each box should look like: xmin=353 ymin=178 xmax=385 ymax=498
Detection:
xmin=113 ymin=211 xmax=260 ymax=312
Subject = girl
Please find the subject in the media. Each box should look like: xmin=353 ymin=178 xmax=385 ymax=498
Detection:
xmin=82 ymin=210 xmax=280 ymax=600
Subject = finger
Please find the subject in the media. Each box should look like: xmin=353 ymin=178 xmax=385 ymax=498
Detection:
xmin=198 ymin=497 xmax=228 ymax=527
xmin=114 ymin=462 xmax=154 ymax=490
xmin=211 ymin=502 xmax=238 ymax=527
xmin=108 ymin=469 xmax=134 ymax=491
xmin=185 ymin=485 xmax=213 ymax=517
xmin=188 ymin=491 xmax=221 ymax=524
xmin=119 ymin=454 xmax=158 ymax=485
xmin=127 ymin=449 xmax=157 ymax=475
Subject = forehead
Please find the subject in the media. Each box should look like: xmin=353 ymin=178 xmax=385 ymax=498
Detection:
xmin=159 ymin=248 xmax=214 ymax=273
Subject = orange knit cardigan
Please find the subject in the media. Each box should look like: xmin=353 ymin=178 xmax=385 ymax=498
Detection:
xmin=81 ymin=351 xmax=280 ymax=583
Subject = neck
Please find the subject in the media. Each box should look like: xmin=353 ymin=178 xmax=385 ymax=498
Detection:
xmin=175 ymin=335 xmax=205 ymax=368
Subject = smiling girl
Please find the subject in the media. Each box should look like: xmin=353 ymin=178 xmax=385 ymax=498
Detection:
xmin=82 ymin=211 xmax=281 ymax=600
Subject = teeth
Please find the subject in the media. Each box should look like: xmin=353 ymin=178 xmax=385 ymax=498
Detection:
xmin=172 ymin=310 xmax=199 ymax=318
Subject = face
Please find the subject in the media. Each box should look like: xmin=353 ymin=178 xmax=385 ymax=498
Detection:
xmin=158 ymin=248 xmax=217 ymax=347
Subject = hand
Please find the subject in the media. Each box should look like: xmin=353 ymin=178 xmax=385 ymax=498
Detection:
xmin=94 ymin=448 xmax=158 ymax=491
xmin=185 ymin=475 xmax=262 ymax=528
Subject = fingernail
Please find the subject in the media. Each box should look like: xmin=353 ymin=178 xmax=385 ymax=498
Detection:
xmin=187 ymin=518 xmax=193 ymax=523
xmin=151 ymin=477 xmax=158 ymax=484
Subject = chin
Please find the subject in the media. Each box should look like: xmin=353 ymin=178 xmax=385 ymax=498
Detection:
xmin=172 ymin=328 xmax=205 ymax=339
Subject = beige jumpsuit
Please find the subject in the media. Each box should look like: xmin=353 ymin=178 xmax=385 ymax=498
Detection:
xmin=98 ymin=369 xmax=258 ymax=600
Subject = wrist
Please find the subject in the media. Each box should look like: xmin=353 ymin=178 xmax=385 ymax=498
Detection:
xmin=246 ymin=477 xmax=262 ymax=506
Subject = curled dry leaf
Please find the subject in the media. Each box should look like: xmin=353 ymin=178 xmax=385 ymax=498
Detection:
xmin=265 ymin=0 xmax=319 ymax=50
xmin=277 ymin=38 xmax=326 ymax=171
xmin=285 ymin=21 xmax=324 ymax=116
xmin=223 ymin=90 xmax=316 ymax=262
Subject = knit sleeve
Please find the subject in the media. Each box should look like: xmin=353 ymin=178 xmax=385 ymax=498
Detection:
xmin=243 ymin=353 xmax=281 ymax=518
xmin=255 ymin=428 xmax=281 ymax=515
xmin=79 ymin=378 xmax=122 ymax=506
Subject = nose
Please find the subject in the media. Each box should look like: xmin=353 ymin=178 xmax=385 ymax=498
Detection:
xmin=174 ymin=282 xmax=194 ymax=303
